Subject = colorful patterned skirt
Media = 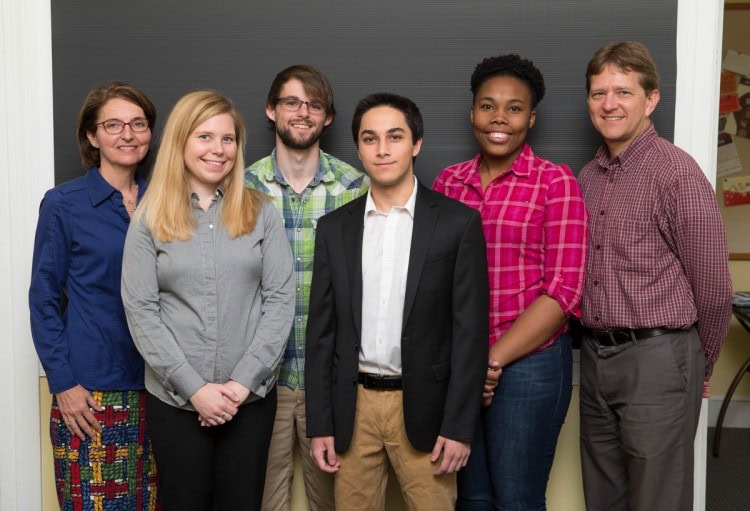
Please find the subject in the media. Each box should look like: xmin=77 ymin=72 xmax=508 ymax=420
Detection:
xmin=50 ymin=390 xmax=159 ymax=511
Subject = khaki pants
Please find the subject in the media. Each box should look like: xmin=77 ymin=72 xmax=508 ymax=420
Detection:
xmin=262 ymin=386 xmax=334 ymax=511
xmin=335 ymin=386 xmax=456 ymax=511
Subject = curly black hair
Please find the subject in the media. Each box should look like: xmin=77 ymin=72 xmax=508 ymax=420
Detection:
xmin=470 ymin=54 xmax=546 ymax=107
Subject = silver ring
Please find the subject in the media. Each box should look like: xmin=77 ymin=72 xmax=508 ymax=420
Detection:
xmin=222 ymin=412 xmax=228 ymax=418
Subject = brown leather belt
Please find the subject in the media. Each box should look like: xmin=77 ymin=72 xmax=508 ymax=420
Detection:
xmin=358 ymin=372 xmax=402 ymax=390
xmin=583 ymin=327 xmax=681 ymax=347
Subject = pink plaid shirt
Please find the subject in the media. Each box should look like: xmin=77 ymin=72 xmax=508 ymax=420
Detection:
xmin=578 ymin=125 xmax=732 ymax=371
xmin=433 ymin=145 xmax=589 ymax=350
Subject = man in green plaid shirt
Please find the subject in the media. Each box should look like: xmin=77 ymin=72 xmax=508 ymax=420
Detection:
xmin=245 ymin=65 xmax=367 ymax=511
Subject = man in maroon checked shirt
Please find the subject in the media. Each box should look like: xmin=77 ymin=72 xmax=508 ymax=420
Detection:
xmin=577 ymin=41 xmax=732 ymax=511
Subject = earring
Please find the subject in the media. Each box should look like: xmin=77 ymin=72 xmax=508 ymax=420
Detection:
xmin=92 ymin=143 xmax=98 ymax=148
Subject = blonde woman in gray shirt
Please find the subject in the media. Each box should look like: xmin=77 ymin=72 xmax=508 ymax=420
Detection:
xmin=122 ymin=91 xmax=294 ymax=510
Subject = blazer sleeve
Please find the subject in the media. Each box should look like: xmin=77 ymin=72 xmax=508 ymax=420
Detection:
xmin=305 ymin=216 xmax=339 ymax=437
xmin=440 ymin=209 xmax=489 ymax=443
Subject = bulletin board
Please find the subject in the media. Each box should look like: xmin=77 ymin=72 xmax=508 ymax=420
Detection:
xmin=719 ymin=4 xmax=750 ymax=260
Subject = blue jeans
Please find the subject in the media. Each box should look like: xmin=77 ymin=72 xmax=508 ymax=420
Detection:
xmin=457 ymin=334 xmax=573 ymax=511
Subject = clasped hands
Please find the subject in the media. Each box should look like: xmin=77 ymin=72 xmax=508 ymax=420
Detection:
xmin=192 ymin=380 xmax=251 ymax=427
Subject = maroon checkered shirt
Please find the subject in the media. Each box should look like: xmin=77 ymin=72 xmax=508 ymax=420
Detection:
xmin=433 ymin=144 xmax=589 ymax=351
xmin=578 ymin=125 xmax=732 ymax=372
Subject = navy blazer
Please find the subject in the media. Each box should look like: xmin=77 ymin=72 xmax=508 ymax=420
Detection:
xmin=305 ymin=182 xmax=489 ymax=453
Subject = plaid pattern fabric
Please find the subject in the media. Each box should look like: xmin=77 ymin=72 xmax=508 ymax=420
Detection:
xmin=578 ymin=125 xmax=732 ymax=370
xmin=245 ymin=149 xmax=367 ymax=389
xmin=50 ymin=390 xmax=159 ymax=511
xmin=433 ymin=145 xmax=589 ymax=350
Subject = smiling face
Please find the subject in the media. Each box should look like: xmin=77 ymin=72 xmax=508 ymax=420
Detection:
xmin=471 ymin=75 xmax=535 ymax=171
xmin=266 ymin=78 xmax=332 ymax=150
xmin=356 ymin=105 xmax=422 ymax=191
xmin=587 ymin=63 xmax=660 ymax=157
xmin=183 ymin=112 xmax=238 ymax=197
xmin=87 ymin=97 xmax=152 ymax=173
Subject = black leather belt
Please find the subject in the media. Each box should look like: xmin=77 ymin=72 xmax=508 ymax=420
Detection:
xmin=583 ymin=327 xmax=681 ymax=347
xmin=358 ymin=372 xmax=402 ymax=390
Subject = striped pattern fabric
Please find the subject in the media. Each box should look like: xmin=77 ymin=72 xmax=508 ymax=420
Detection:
xmin=50 ymin=390 xmax=159 ymax=511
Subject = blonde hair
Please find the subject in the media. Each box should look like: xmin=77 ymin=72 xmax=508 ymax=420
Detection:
xmin=135 ymin=91 xmax=262 ymax=242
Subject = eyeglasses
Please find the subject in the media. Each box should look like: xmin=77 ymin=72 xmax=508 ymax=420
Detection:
xmin=276 ymin=96 xmax=326 ymax=115
xmin=96 ymin=118 xmax=150 ymax=134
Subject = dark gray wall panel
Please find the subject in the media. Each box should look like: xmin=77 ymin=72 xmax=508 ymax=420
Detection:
xmin=52 ymin=0 xmax=677 ymax=185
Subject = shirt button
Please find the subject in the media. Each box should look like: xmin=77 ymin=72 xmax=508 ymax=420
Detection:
xmin=594 ymin=316 xmax=600 ymax=321
xmin=297 ymin=257 xmax=301 ymax=262
xmin=297 ymin=318 xmax=302 ymax=322
xmin=297 ymin=287 xmax=301 ymax=292
xmin=297 ymin=228 xmax=301 ymax=232
xmin=595 ymin=244 xmax=601 ymax=250
xmin=593 ymin=281 xmax=598 ymax=286
xmin=600 ymin=210 xmax=605 ymax=215
xmin=209 ymin=224 xmax=214 ymax=229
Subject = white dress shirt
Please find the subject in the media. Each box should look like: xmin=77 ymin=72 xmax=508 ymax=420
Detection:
xmin=359 ymin=178 xmax=418 ymax=375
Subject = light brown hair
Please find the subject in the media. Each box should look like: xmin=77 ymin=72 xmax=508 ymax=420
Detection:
xmin=586 ymin=41 xmax=660 ymax=95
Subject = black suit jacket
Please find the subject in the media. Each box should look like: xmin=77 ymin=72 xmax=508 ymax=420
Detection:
xmin=305 ymin=182 xmax=489 ymax=453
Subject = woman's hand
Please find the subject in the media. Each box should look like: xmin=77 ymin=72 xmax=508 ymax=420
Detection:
xmin=190 ymin=383 xmax=240 ymax=427
xmin=482 ymin=360 xmax=503 ymax=407
xmin=56 ymin=385 xmax=104 ymax=440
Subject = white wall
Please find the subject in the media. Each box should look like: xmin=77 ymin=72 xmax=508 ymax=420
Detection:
xmin=0 ymin=0 xmax=54 ymax=509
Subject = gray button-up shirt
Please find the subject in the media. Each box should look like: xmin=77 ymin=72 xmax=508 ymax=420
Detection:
xmin=122 ymin=192 xmax=294 ymax=410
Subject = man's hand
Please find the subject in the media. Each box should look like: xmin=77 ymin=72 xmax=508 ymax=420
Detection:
xmin=431 ymin=436 xmax=471 ymax=475
xmin=703 ymin=378 xmax=711 ymax=399
xmin=311 ymin=436 xmax=340 ymax=473
xmin=56 ymin=385 xmax=104 ymax=440
xmin=482 ymin=360 xmax=502 ymax=407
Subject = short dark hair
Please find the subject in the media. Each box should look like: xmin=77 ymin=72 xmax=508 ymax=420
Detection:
xmin=470 ymin=54 xmax=546 ymax=108
xmin=77 ymin=82 xmax=156 ymax=169
xmin=586 ymin=41 xmax=659 ymax=94
xmin=351 ymin=92 xmax=424 ymax=144
xmin=266 ymin=64 xmax=336 ymax=129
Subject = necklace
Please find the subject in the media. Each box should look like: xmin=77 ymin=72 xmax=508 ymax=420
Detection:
xmin=123 ymin=183 xmax=139 ymax=213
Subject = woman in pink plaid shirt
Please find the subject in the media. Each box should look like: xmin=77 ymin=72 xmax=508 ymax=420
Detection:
xmin=433 ymin=54 xmax=589 ymax=511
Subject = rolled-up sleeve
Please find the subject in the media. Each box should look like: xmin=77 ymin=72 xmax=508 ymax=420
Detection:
xmin=542 ymin=169 xmax=589 ymax=318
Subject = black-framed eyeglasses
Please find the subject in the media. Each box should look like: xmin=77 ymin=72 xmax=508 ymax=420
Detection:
xmin=276 ymin=96 xmax=326 ymax=115
xmin=96 ymin=118 xmax=150 ymax=134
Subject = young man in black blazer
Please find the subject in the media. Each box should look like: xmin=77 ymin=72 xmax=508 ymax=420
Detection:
xmin=305 ymin=92 xmax=489 ymax=510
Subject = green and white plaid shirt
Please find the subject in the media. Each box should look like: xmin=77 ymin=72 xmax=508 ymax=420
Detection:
xmin=245 ymin=149 xmax=368 ymax=389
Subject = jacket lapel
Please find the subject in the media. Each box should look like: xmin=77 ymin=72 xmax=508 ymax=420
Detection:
xmin=402 ymin=184 xmax=437 ymax=330
xmin=342 ymin=198 xmax=365 ymax=340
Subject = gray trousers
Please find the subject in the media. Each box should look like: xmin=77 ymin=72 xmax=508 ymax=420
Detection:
xmin=579 ymin=328 xmax=704 ymax=511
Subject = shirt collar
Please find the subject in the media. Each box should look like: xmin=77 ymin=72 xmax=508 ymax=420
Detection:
xmin=453 ymin=143 xmax=536 ymax=186
xmin=265 ymin=148 xmax=332 ymax=188
xmin=364 ymin=176 xmax=418 ymax=218
xmin=595 ymin=124 xmax=658 ymax=173
xmin=86 ymin=167 xmax=146 ymax=206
